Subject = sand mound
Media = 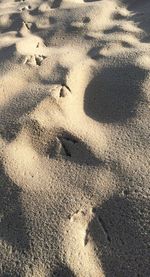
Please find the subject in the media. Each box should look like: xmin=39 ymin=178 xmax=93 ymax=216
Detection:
xmin=0 ymin=0 xmax=150 ymax=276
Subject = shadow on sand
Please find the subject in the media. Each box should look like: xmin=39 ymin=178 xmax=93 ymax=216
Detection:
xmin=90 ymin=193 xmax=149 ymax=276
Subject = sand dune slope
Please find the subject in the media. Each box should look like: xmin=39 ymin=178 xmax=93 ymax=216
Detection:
xmin=0 ymin=0 xmax=150 ymax=276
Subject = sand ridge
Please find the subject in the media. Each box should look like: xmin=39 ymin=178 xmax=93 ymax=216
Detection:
xmin=0 ymin=0 xmax=150 ymax=276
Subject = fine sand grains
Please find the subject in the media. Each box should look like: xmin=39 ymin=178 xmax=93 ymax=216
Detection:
xmin=0 ymin=0 xmax=150 ymax=276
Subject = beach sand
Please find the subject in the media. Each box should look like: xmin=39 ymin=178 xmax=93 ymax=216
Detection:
xmin=0 ymin=0 xmax=150 ymax=276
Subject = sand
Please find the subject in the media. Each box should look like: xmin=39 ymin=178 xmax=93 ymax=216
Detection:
xmin=0 ymin=0 xmax=150 ymax=276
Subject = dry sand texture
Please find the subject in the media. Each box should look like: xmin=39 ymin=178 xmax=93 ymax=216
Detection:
xmin=0 ymin=0 xmax=150 ymax=276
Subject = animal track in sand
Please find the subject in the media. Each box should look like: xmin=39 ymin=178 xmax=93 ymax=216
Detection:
xmin=46 ymin=131 xmax=79 ymax=159
xmin=92 ymin=207 xmax=111 ymax=243
xmin=48 ymin=84 xmax=71 ymax=100
xmin=18 ymin=20 xmax=32 ymax=36
xmin=19 ymin=5 xmax=32 ymax=12
xmin=87 ymin=46 xmax=104 ymax=59
xmin=65 ymin=207 xmax=105 ymax=276
xmin=70 ymin=207 xmax=111 ymax=246
xmin=57 ymin=133 xmax=78 ymax=158
xmin=24 ymin=55 xmax=46 ymax=66
xmin=35 ymin=55 xmax=46 ymax=66
xmin=59 ymin=84 xmax=71 ymax=96
xmin=70 ymin=208 xmax=94 ymax=246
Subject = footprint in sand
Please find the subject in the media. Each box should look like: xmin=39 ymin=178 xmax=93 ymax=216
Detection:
xmin=64 ymin=207 xmax=105 ymax=276
xmin=24 ymin=54 xmax=47 ymax=66
xmin=46 ymin=131 xmax=78 ymax=159
xmin=19 ymin=5 xmax=32 ymax=12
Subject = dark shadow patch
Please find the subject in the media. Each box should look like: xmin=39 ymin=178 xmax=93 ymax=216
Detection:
xmin=0 ymin=13 xmax=23 ymax=34
xmin=22 ymin=18 xmax=56 ymax=43
xmin=49 ymin=16 xmax=57 ymax=24
xmin=82 ymin=17 xmax=90 ymax=23
xmin=51 ymin=0 xmax=62 ymax=9
xmin=28 ymin=7 xmax=41 ymax=16
xmin=103 ymin=26 xmax=124 ymax=34
xmin=90 ymin=194 xmax=150 ymax=276
xmin=119 ymin=0 xmax=147 ymax=6
xmin=0 ymin=45 xmax=16 ymax=64
xmin=97 ymin=215 xmax=111 ymax=243
xmin=0 ymin=165 xmax=29 ymax=252
xmin=87 ymin=46 xmax=105 ymax=60
xmin=52 ymin=264 xmax=75 ymax=277
xmin=121 ymin=41 xmax=133 ymax=48
xmin=0 ymin=89 xmax=49 ymax=142
xmin=113 ymin=12 xmax=127 ymax=20
xmin=84 ymin=64 xmax=147 ymax=123
xmin=84 ymin=34 xmax=96 ymax=41
xmin=40 ymin=65 xmax=69 ymax=85
xmin=141 ymin=36 xmax=150 ymax=43
xmin=122 ymin=0 xmax=150 ymax=43
xmin=84 ymin=0 xmax=100 ymax=2
xmin=0 ymin=86 xmax=51 ymax=142
xmin=65 ymin=24 xmax=84 ymax=34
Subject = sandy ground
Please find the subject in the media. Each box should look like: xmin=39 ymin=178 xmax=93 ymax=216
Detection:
xmin=0 ymin=0 xmax=150 ymax=276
